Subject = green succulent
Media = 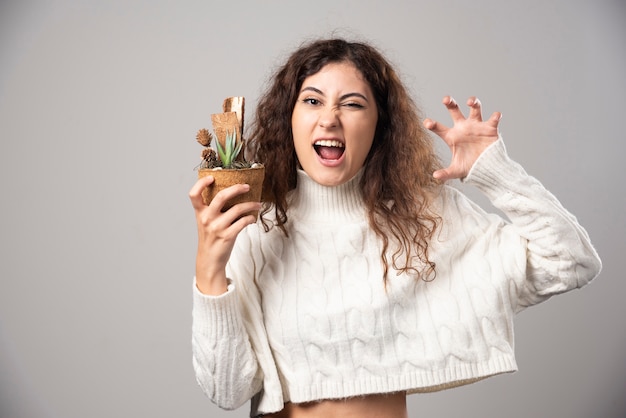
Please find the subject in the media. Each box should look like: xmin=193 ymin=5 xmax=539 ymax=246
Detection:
xmin=215 ymin=129 xmax=243 ymax=168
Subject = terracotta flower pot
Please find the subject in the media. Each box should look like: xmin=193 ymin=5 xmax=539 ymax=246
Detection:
xmin=197 ymin=165 xmax=265 ymax=219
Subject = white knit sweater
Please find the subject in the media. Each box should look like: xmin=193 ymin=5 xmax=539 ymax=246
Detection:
xmin=191 ymin=139 xmax=601 ymax=417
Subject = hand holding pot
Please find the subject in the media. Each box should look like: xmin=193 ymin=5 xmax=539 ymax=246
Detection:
xmin=189 ymin=175 xmax=262 ymax=295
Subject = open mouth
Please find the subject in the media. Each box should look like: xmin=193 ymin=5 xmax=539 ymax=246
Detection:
xmin=314 ymin=139 xmax=345 ymax=160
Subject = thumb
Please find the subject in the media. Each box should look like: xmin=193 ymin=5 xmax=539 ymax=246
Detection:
xmin=433 ymin=167 xmax=454 ymax=181
xmin=189 ymin=175 xmax=215 ymax=209
xmin=433 ymin=165 xmax=468 ymax=181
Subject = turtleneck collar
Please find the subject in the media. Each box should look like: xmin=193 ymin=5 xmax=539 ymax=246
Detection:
xmin=288 ymin=169 xmax=367 ymax=224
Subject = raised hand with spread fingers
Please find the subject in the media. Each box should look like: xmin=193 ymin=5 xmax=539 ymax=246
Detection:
xmin=424 ymin=96 xmax=502 ymax=181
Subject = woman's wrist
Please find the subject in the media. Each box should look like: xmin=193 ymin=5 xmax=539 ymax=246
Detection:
xmin=195 ymin=272 xmax=229 ymax=295
xmin=195 ymin=256 xmax=229 ymax=295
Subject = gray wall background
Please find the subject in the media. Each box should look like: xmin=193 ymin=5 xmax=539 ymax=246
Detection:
xmin=1 ymin=0 xmax=624 ymax=417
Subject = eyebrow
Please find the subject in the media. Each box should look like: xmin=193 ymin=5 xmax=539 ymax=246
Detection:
xmin=300 ymin=86 xmax=370 ymax=102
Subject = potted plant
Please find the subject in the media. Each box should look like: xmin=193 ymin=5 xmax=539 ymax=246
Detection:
xmin=196 ymin=96 xmax=265 ymax=218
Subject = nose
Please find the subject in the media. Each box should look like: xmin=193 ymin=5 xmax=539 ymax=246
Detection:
xmin=318 ymin=107 xmax=339 ymax=128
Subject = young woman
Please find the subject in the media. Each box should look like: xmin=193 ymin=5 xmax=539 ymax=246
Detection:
xmin=188 ymin=38 xmax=602 ymax=418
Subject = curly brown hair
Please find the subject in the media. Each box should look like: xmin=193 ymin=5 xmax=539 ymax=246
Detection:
xmin=248 ymin=38 xmax=442 ymax=283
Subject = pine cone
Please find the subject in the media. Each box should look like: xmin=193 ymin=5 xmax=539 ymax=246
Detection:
xmin=201 ymin=148 xmax=219 ymax=167
xmin=196 ymin=129 xmax=213 ymax=147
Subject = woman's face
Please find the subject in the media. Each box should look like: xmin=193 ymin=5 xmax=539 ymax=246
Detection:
xmin=291 ymin=61 xmax=378 ymax=186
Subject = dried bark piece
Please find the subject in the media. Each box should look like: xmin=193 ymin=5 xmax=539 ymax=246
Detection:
xmin=222 ymin=96 xmax=245 ymax=138
xmin=211 ymin=111 xmax=240 ymax=151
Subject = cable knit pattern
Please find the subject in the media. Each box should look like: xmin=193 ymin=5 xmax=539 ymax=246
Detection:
xmin=191 ymin=138 xmax=602 ymax=417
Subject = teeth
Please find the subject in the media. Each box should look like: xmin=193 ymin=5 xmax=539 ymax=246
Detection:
xmin=314 ymin=139 xmax=344 ymax=148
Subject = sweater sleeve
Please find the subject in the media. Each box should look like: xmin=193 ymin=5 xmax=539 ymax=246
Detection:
xmin=463 ymin=137 xmax=602 ymax=311
xmin=191 ymin=279 xmax=263 ymax=410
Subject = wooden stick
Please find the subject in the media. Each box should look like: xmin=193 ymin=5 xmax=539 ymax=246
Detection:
xmin=222 ymin=96 xmax=244 ymax=139
xmin=211 ymin=111 xmax=240 ymax=151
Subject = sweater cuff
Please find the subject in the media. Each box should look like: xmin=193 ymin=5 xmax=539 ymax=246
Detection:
xmin=192 ymin=277 xmax=243 ymax=336
xmin=462 ymin=137 xmax=528 ymax=200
